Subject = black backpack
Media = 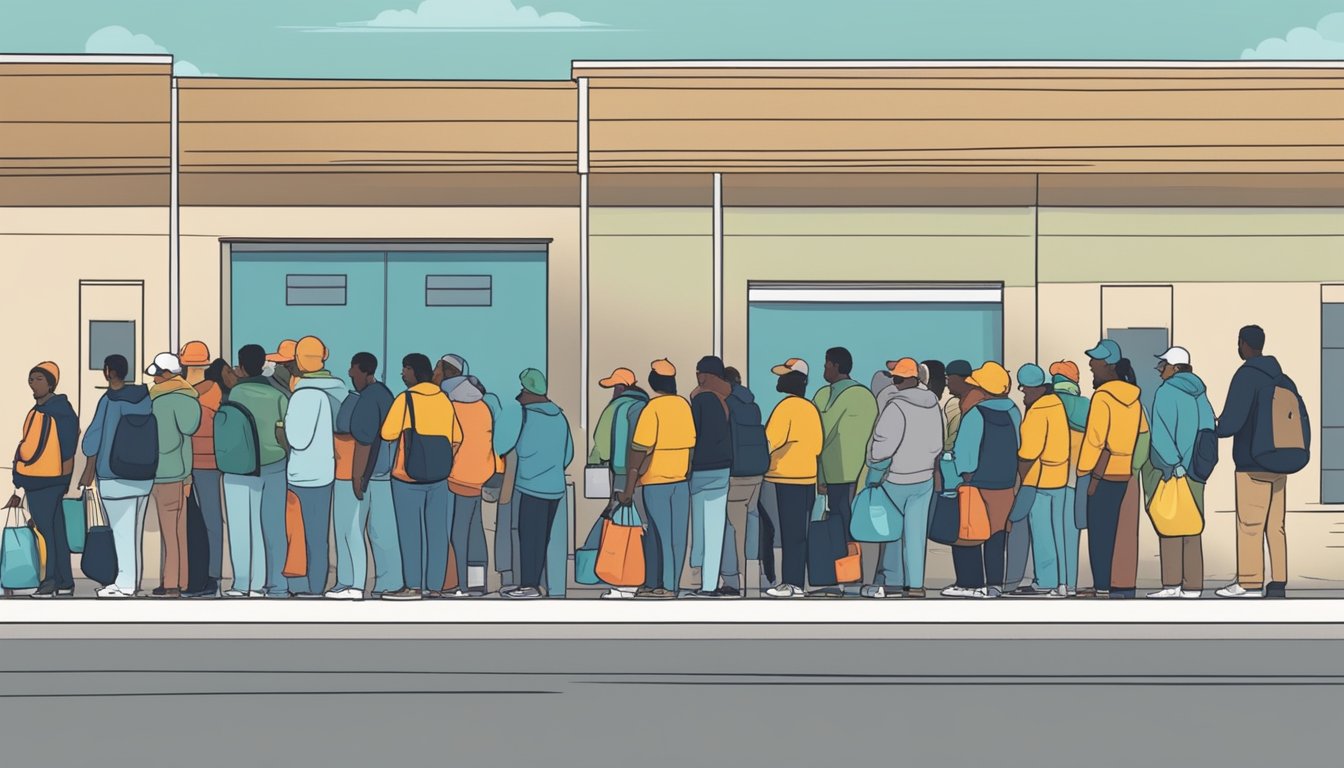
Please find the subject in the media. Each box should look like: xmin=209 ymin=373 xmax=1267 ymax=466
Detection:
xmin=726 ymin=393 xmax=769 ymax=477
xmin=109 ymin=412 xmax=159 ymax=481
xmin=970 ymin=405 xmax=1017 ymax=491
xmin=402 ymin=392 xmax=454 ymax=484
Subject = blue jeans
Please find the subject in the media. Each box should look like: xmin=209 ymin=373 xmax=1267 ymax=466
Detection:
xmin=641 ymin=481 xmax=690 ymax=592
xmin=191 ymin=468 xmax=224 ymax=582
xmin=1087 ymin=479 xmax=1129 ymax=592
xmin=224 ymin=460 xmax=287 ymax=596
xmin=288 ymin=483 xmax=332 ymax=595
xmin=449 ymin=492 xmax=486 ymax=590
xmin=886 ymin=479 xmax=934 ymax=590
xmin=690 ymin=469 xmax=731 ymax=591
xmin=332 ymin=479 xmax=369 ymax=592
xmin=366 ymin=479 xmax=403 ymax=595
xmin=391 ymin=479 xmax=452 ymax=591
xmin=1063 ymin=486 xmax=1083 ymax=589
xmin=1014 ymin=487 xmax=1065 ymax=590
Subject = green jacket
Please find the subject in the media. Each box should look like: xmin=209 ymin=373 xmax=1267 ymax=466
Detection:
xmin=812 ymin=378 xmax=879 ymax=485
xmin=229 ymin=378 xmax=290 ymax=468
xmin=587 ymin=397 xmax=620 ymax=465
xmin=150 ymin=377 xmax=202 ymax=483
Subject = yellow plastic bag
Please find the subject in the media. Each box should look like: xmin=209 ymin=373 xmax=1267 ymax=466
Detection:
xmin=1148 ymin=476 xmax=1203 ymax=537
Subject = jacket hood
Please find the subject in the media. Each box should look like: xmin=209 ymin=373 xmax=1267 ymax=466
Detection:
xmin=524 ymin=401 xmax=564 ymax=418
xmin=35 ymin=393 xmax=76 ymax=417
xmin=975 ymin=396 xmax=1020 ymax=413
xmin=617 ymin=386 xmax=650 ymax=403
xmin=879 ymin=385 xmax=940 ymax=412
xmin=1244 ymin=355 xmax=1283 ymax=380
xmin=151 ymin=376 xmax=199 ymax=400
xmin=1166 ymin=371 xmax=1207 ymax=397
xmin=1052 ymin=379 xmax=1081 ymax=397
xmin=296 ymin=374 xmax=347 ymax=412
xmin=444 ymin=375 xmax=485 ymax=403
xmin=107 ymin=384 xmax=150 ymax=404
xmin=1097 ymin=379 xmax=1142 ymax=406
xmin=729 ymin=384 xmax=756 ymax=404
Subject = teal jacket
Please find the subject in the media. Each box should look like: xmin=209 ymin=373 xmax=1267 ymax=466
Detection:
xmin=513 ymin=400 xmax=575 ymax=501
xmin=1151 ymin=372 xmax=1216 ymax=480
xmin=608 ymin=387 xmax=649 ymax=478
xmin=952 ymin=397 xmax=1021 ymax=477
xmin=1051 ymin=376 xmax=1090 ymax=432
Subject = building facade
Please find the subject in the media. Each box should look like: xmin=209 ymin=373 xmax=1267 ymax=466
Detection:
xmin=4 ymin=54 xmax=1343 ymax=588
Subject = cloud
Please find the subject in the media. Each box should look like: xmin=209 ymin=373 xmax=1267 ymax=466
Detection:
xmin=1242 ymin=12 xmax=1344 ymax=59
xmin=85 ymin=25 xmax=215 ymax=75
xmin=334 ymin=0 xmax=605 ymax=31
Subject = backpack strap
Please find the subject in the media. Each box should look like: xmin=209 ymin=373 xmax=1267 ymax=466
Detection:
xmin=405 ymin=390 xmax=418 ymax=434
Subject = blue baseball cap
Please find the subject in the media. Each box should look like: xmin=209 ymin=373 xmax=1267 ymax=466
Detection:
xmin=1016 ymin=363 xmax=1047 ymax=389
xmin=1085 ymin=339 xmax=1123 ymax=365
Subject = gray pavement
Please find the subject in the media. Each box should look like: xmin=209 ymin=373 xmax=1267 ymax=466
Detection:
xmin=0 ymin=631 xmax=1339 ymax=766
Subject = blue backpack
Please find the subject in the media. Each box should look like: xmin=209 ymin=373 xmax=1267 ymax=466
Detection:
xmin=970 ymin=405 xmax=1018 ymax=491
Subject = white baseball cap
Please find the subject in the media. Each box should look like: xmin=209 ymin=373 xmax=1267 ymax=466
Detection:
xmin=1155 ymin=346 xmax=1191 ymax=368
xmin=145 ymin=352 xmax=183 ymax=377
xmin=770 ymin=358 xmax=809 ymax=377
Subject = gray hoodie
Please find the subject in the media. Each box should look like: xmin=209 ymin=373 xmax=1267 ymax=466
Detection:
xmin=868 ymin=385 xmax=945 ymax=484
xmin=442 ymin=375 xmax=485 ymax=404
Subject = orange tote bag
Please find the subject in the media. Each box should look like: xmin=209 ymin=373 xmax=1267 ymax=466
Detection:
xmin=594 ymin=516 xmax=645 ymax=587
xmin=282 ymin=490 xmax=307 ymax=578
xmin=834 ymin=543 xmax=862 ymax=584
xmin=957 ymin=486 xmax=991 ymax=543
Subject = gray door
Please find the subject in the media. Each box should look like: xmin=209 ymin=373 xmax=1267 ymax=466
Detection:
xmin=1323 ymin=303 xmax=1344 ymax=503
xmin=1106 ymin=327 xmax=1170 ymax=419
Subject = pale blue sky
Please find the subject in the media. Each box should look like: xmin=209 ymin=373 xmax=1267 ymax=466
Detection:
xmin=2 ymin=1 xmax=1342 ymax=78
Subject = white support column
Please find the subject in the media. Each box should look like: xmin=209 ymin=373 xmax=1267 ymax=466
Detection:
xmin=169 ymin=77 xmax=181 ymax=351
xmin=577 ymin=77 xmax=590 ymax=436
xmin=712 ymin=172 xmax=724 ymax=357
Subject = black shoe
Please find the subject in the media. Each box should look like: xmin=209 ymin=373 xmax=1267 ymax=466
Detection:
xmin=1265 ymin=582 xmax=1288 ymax=599
xmin=1008 ymin=586 xmax=1045 ymax=597
xmin=30 ymin=584 xmax=57 ymax=599
xmin=685 ymin=590 xmax=721 ymax=599
xmin=713 ymin=586 xmax=741 ymax=598
xmin=151 ymin=586 xmax=167 ymax=597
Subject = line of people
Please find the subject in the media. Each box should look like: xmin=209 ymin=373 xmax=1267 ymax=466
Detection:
xmin=588 ymin=324 xmax=1308 ymax=599
xmin=6 ymin=338 xmax=574 ymax=599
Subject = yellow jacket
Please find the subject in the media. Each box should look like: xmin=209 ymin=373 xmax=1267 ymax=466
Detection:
xmin=380 ymin=383 xmax=463 ymax=484
xmin=765 ymin=395 xmax=823 ymax=485
xmin=1077 ymin=380 xmax=1150 ymax=479
xmin=1018 ymin=393 xmax=1071 ymax=489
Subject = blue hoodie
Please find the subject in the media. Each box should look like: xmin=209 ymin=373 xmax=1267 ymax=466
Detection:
xmin=486 ymin=393 xmax=523 ymax=458
xmin=82 ymin=384 xmax=154 ymax=498
xmin=1152 ymin=371 xmax=1217 ymax=480
xmin=513 ymin=400 xmax=574 ymax=501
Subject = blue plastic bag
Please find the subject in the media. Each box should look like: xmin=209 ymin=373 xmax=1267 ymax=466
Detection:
xmin=1 ymin=514 xmax=41 ymax=590
xmin=575 ymin=515 xmax=605 ymax=586
xmin=63 ymin=497 xmax=86 ymax=554
xmin=851 ymin=482 xmax=903 ymax=543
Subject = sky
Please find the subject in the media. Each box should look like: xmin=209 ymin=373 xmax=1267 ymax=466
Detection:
xmin=1 ymin=1 xmax=1343 ymax=79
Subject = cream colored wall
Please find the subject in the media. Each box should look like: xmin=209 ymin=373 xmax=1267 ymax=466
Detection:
xmin=0 ymin=208 xmax=169 ymax=477
xmin=1039 ymin=205 xmax=1344 ymax=588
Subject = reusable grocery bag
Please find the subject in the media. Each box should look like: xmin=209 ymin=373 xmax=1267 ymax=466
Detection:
xmin=957 ymin=486 xmax=991 ymax=543
xmin=928 ymin=491 xmax=961 ymax=546
xmin=80 ymin=485 xmax=118 ymax=587
xmin=0 ymin=506 xmax=41 ymax=590
xmin=63 ymin=495 xmax=86 ymax=554
xmin=834 ymin=543 xmax=862 ymax=584
xmin=595 ymin=503 xmax=645 ymax=587
xmin=850 ymin=483 xmax=903 ymax=543
xmin=1148 ymin=476 xmax=1203 ymax=537
xmin=575 ymin=512 xmax=606 ymax=586
xmin=807 ymin=497 xmax=848 ymax=586
xmin=283 ymin=490 xmax=307 ymax=578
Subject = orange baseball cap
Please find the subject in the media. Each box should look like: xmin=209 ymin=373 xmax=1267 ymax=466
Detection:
xmin=599 ymin=367 xmax=637 ymax=388
xmin=650 ymin=359 xmax=677 ymax=377
xmin=886 ymin=358 xmax=919 ymax=379
xmin=295 ymin=336 xmax=329 ymax=374
xmin=266 ymin=339 xmax=297 ymax=363
xmin=770 ymin=358 xmax=809 ymax=376
xmin=178 ymin=340 xmax=211 ymax=367
xmin=1049 ymin=360 xmax=1080 ymax=383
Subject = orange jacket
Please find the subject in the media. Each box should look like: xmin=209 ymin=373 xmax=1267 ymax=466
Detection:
xmin=192 ymin=380 xmax=222 ymax=471
xmin=448 ymin=400 xmax=497 ymax=497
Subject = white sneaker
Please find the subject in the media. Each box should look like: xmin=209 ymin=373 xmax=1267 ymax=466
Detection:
xmin=1046 ymin=587 xmax=1069 ymax=599
xmin=973 ymin=587 xmax=1002 ymax=599
xmin=940 ymin=585 xmax=977 ymax=598
xmin=1216 ymin=583 xmax=1262 ymax=599
xmin=765 ymin=584 xmax=805 ymax=599
xmin=600 ymin=589 xmax=635 ymax=600
xmin=1180 ymin=590 xmax=1202 ymax=599
xmin=96 ymin=585 xmax=130 ymax=598
xmin=223 ymin=589 xmax=249 ymax=598
xmin=860 ymin=585 xmax=887 ymax=599
xmin=1146 ymin=587 xmax=1183 ymax=599
xmin=442 ymin=590 xmax=471 ymax=599
xmin=1067 ymin=587 xmax=1078 ymax=597
xmin=324 ymin=588 xmax=363 ymax=600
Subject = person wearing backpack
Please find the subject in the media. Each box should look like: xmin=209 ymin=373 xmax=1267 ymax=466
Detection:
xmin=760 ymin=358 xmax=824 ymax=599
xmin=79 ymin=354 xmax=156 ymax=598
xmin=686 ymin=356 xmax=735 ymax=598
xmin=379 ymin=353 xmax=462 ymax=600
xmin=718 ymin=366 xmax=767 ymax=597
xmin=599 ymin=369 xmax=650 ymax=599
xmin=1144 ymin=346 xmax=1216 ymax=599
xmin=285 ymin=337 xmax=346 ymax=598
xmin=220 ymin=344 xmax=291 ymax=598
xmin=503 ymin=368 xmax=574 ymax=599
xmin=1214 ymin=325 xmax=1306 ymax=599
xmin=6 ymin=362 xmax=80 ymax=597
xmin=1077 ymin=340 xmax=1150 ymax=600
xmin=812 ymin=347 xmax=879 ymax=598
xmin=146 ymin=352 xmax=202 ymax=599
xmin=945 ymin=362 xmax=1021 ymax=599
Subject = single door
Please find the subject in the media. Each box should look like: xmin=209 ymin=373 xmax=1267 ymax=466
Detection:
xmin=231 ymin=251 xmax=385 ymax=383
xmin=78 ymin=281 xmax=145 ymax=426
xmin=747 ymin=286 xmax=1003 ymax=416
xmin=385 ymin=250 xmax=547 ymax=397
xmin=1106 ymin=326 xmax=1170 ymax=418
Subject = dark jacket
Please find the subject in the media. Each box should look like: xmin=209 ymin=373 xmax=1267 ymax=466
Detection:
xmin=14 ymin=394 xmax=79 ymax=490
xmin=1216 ymin=355 xmax=1296 ymax=473
xmin=726 ymin=384 xmax=770 ymax=478
xmin=690 ymin=386 xmax=734 ymax=473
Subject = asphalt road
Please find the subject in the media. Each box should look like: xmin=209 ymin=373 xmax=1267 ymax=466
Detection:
xmin=0 ymin=634 xmax=1338 ymax=766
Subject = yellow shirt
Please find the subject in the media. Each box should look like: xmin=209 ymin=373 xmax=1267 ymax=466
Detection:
xmin=1018 ymin=394 xmax=1071 ymax=489
xmin=765 ymin=395 xmax=823 ymax=484
xmin=380 ymin=382 xmax=463 ymax=483
xmin=631 ymin=394 xmax=696 ymax=486
xmin=1077 ymin=380 xmax=1151 ymax=478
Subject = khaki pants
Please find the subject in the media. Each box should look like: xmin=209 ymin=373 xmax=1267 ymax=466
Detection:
xmin=724 ymin=476 xmax=762 ymax=589
xmin=1159 ymin=535 xmax=1204 ymax=591
xmin=1235 ymin=471 xmax=1288 ymax=589
xmin=152 ymin=480 xmax=189 ymax=591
